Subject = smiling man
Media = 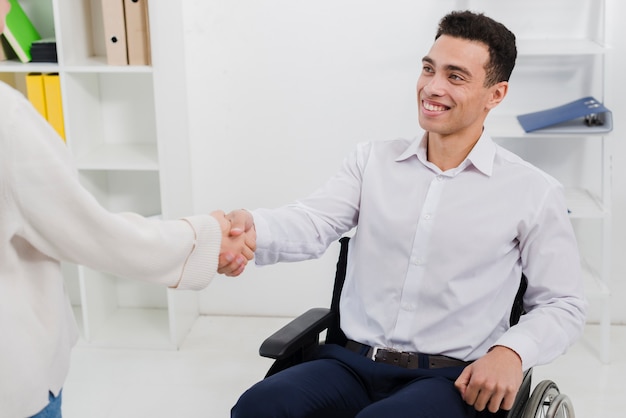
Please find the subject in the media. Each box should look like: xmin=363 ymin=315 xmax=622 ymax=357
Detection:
xmin=230 ymin=10 xmax=586 ymax=418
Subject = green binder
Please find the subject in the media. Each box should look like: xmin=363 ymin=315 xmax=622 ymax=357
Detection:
xmin=2 ymin=0 xmax=41 ymax=63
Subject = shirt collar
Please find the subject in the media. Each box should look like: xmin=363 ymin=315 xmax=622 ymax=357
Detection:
xmin=395 ymin=130 xmax=496 ymax=177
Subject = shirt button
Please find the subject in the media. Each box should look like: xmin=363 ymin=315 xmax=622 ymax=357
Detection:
xmin=401 ymin=303 xmax=416 ymax=312
xmin=436 ymin=175 xmax=444 ymax=181
xmin=410 ymin=257 xmax=424 ymax=265
xmin=424 ymin=213 xmax=432 ymax=220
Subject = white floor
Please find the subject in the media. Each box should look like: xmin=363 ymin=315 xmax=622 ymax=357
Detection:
xmin=62 ymin=318 xmax=626 ymax=417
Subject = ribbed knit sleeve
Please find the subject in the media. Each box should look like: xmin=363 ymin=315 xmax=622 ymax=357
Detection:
xmin=177 ymin=215 xmax=222 ymax=290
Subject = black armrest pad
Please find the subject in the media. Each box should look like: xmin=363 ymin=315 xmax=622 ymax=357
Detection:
xmin=259 ymin=308 xmax=336 ymax=359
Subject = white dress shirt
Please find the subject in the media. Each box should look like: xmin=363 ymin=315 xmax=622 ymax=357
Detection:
xmin=0 ymin=81 xmax=221 ymax=417
xmin=253 ymin=131 xmax=586 ymax=371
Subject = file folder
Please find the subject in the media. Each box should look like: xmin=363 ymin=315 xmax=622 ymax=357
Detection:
xmin=516 ymin=96 xmax=613 ymax=134
xmin=43 ymin=73 xmax=66 ymax=141
xmin=101 ymin=0 xmax=128 ymax=65
xmin=25 ymin=73 xmax=47 ymax=119
xmin=124 ymin=0 xmax=151 ymax=65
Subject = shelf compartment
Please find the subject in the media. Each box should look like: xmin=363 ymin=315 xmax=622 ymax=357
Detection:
xmin=63 ymin=72 xmax=157 ymax=158
xmin=79 ymin=268 xmax=175 ymax=349
xmin=83 ymin=306 xmax=176 ymax=350
xmin=78 ymin=170 xmax=162 ymax=216
xmin=75 ymin=143 xmax=159 ymax=171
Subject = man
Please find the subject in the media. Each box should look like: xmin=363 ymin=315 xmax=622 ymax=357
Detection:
xmin=230 ymin=10 xmax=586 ymax=418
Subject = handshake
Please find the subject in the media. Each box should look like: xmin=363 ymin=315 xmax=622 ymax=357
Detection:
xmin=211 ymin=209 xmax=256 ymax=277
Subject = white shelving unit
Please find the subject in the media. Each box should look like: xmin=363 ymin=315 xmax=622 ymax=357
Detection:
xmin=0 ymin=1 xmax=198 ymax=349
xmin=2 ymin=1 xmax=612 ymax=361
xmin=463 ymin=0 xmax=611 ymax=362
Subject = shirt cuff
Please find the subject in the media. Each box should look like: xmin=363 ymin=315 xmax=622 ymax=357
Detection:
xmin=492 ymin=329 xmax=539 ymax=371
xmin=250 ymin=209 xmax=273 ymax=263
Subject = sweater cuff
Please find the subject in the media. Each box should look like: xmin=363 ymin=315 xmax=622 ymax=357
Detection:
xmin=176 ymin=215 xmax=222 ymax=290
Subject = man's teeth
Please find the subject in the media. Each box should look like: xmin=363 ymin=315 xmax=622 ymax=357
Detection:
xmin=424 ymin=102 xmax=447 ymax=111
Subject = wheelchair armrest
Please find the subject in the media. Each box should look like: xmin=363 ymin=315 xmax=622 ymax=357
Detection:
xmin=259 ymin=307 xmax=336 ymax=360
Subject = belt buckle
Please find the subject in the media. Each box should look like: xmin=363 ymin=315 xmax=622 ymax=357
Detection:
xmin=371 ymin=346 xmax=398 ymax=361
xmin=370 ymin=346 xmax=387 ymax=361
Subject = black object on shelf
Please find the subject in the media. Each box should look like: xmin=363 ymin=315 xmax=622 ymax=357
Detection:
xmin=30 ymin=38 xmax=57 ymax=63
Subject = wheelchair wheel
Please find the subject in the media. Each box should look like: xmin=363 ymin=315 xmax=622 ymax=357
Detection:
xmin=522 ymin=380 xmax=575 ymax=418
xmin=546 ymin=393 xmax=575 ymax=418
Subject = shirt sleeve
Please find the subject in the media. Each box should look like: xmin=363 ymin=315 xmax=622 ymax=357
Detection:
xmin=4 ymin=84 xmax=220 ymax=290
xmin=493 ymin=183 xmax=587 ymax=370
xmin=252 ymin=143 xmax=365 ymax=265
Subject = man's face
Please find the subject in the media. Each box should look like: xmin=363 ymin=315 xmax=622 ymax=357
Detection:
xmin=416 ymin=35 xmax=505 ymax=139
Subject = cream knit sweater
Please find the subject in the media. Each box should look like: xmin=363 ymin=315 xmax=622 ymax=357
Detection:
xmin=0 ymin=82 xmax=221 ymax=417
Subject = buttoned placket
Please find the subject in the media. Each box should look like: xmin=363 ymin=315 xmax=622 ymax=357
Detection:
xmin=391 ymin=173 xmax=448 ymax=349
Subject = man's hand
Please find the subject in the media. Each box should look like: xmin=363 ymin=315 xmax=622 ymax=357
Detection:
xmin=454 ymin=346 xmax=523 ymax=413
xmin=210 ymin=210 xmax=256 ymax=276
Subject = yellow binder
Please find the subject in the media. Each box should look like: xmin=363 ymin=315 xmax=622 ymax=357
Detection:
xmin=42 ymin=73 xmax=65 ymax=141
xmin=25 ymin=73 xmax=47 ymax=119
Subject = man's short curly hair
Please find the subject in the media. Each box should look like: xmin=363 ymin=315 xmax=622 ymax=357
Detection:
xmin=436 ymin=10 xmax=517 ymax=87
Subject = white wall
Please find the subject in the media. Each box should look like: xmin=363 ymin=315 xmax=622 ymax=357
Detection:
xmin=179 ymin=0 xmax=626 ymax=323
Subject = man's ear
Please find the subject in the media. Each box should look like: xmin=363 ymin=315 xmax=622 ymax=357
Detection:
xmin=486 ymin=81 xmax=509 ymax=110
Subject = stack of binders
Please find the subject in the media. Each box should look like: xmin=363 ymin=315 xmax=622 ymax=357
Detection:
xmin=25 ymin=73 xmax=65 ymax=141
xmin=102 ymin=0 xmax=151 ymax=66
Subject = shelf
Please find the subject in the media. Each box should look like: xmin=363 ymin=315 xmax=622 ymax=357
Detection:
xmin=84 ymin=307 xmax=176 ymax=350
xmin=74 ymin=143 xmax=159 ymax=171
xmin=487 ymin=114 xmax=610 ymax=138
xmin=72 ymin=305 xmax=84 ymax=335
xmin=63 ymin=56 xmax=153 ymax=74
xmin=582 ymin=263 xmax=610 ymax=300
xmin=565 ymin=188 xmax=606 ymax=219
xmin=0 ymin=61 xmax=59 ymax=73
xmin=517 ymin=39 xmax=605 ymax=56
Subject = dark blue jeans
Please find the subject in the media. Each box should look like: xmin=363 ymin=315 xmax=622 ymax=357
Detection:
xmin=30 ymin=390 xmax=63 ymax=418
xmin=232 ymin=345 xmax=504 ymax=418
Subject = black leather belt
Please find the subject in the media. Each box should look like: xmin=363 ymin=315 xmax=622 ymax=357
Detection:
xmin=345 ymin=340 xmax=471 ymax=369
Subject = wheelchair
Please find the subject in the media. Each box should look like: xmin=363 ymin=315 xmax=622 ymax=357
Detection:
xmin=259 ymin=237 xmax=576 ymax=418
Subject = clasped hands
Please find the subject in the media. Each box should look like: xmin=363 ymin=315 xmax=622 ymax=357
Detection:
xmin=211 ymin=209 xmax=256 ymax=277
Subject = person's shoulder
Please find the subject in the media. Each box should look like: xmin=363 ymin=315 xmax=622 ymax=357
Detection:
xmin=494 ymin=144 xmax=562 ymax=188
xmin=0 ymin=81 xmax=26 ymax=114
xmin=0 ymin=81 xmax=22 ymax=99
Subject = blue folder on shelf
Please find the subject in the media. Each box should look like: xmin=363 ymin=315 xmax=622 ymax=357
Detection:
xmin=516 ymin=96 xmax=613 ymax=134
